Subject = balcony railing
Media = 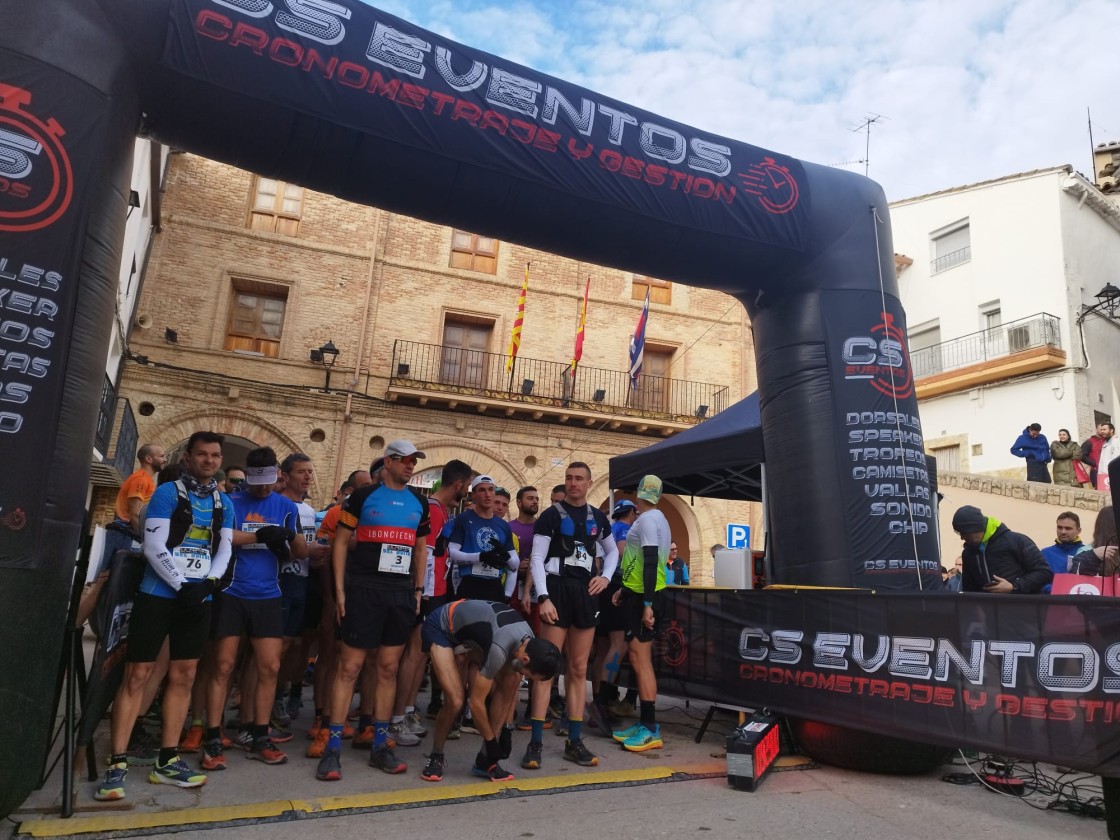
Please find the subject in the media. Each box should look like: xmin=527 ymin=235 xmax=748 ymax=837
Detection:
xmin=389 ymin=339 xmax=730 ymax=423
xmin=930 ymin=245 xmax=970 ymax=274
xmin=910 ymin=312 xmax=1061 ymax=378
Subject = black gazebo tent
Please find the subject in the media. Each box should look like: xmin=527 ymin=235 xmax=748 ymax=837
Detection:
xmin=609 ymin=393 xmax=765 ymax=502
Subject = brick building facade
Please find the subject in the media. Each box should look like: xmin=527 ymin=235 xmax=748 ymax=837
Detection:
xmin=108 ymin=153 xmax=761 ymax=580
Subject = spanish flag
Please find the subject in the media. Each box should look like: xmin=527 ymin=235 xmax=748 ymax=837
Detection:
xmin=505 ymin=262 xmax=529 ymax=373
xmin=571 ymin=276 xmax=590 ymax=374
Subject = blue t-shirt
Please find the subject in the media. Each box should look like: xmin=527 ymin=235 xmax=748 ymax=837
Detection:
xmin=450 ymin=510 xmax=515 ymax=581
xmin=228 ymin=491 xmax=301 ymax=600
xmin=140 ymin=482 xmax=235 ymax=599
xmin=612 ymin=521 xmax=632 ymax=543
xmin=339 ymin=482 xmax=431 ymax=589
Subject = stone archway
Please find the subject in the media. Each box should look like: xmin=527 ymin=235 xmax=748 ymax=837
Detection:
xmin=596 ymin=492 xmax=699 ymax=571
xmin=413 ymin=438 xmax=527 ymax=494
xmin=155 ymin=406 xmax=318 ymax=499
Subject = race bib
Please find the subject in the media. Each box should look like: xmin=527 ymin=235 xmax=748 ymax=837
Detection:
xmin=281 ymin=557 xmax=304 ymax=576
xmin=564 ymin=543 xmax=593 ymax=571
xmin=379 ymin=543 xmax=412 ymax=574
xmin=240 ymin=521 xmax=268 ymax=550
xmin=471 ymin=561 xmax=500 ymax=579
xmin=172 ymin=545 xmax=211 ymax=579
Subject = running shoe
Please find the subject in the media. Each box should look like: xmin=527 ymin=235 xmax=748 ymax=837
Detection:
xmin=149 ymin=756 xmax=207 ymax=788
xmin=268 ymin=725 xmax=294 ymax=744
xmin=124 ymin=728 xmax=158 ymax=766
xmin=271 ymin=698 xmax=291 ymax=728
xmin=315 ymin=749 xmax=342 ymax=781
xmin=425 ymin=701 xmax=442 ymax=720
xmin=563 ymin=738 xmax=599 ymax=767
xmin=389 ymin=721 xmax=420 ymax=746
xmin=520 ymin=740 xmax=543 ymax=770
xmin=285 ymin=693 xmax=303 ymax=722
xmin=460 ymin=717 xmax=481 ymax=736
xmin=610 ymin=698 xmax=638 ymax=719
xmin=307 ymin=715 xmax=323 ymax=739
xmin=586 ymin=702 xmax=618 ymax=735
xmin=404 ymin=710 xmax=428 ymax=736
xmin=306 ymin=728 xmax=330 ymax=758
xmin=471 ymin=758 xmax=515 ymax=782
xmin=178 ymin=724 xmax=204 ymax=754
xmin=247 ymin=738 xmax=288 ymax=765
xmin=351 ymin=725 xmax=374 ymax=749
xmin=612 ymin=723 xmax=645 ymax=743
xmin=94 ymin=761 xmax=127 ymax=801
xmin=230 ymin=729 xmax=253 ymax=751
xmin=370 ymin=745 xmax=407 ymax=774
xmin=445 ymin=723 xmax=461 ymax=741
xmin=515 ymin=710 xmax=552 ymax=731
xmin=201 ymin=738 xmax=227 ymax=771
xmin=620 ymin=724 xmax=662 ymax=752
xmin=420 ymin=753 xmax=446 ymax=782
xmin=553 ymin=718 xmax=569 ymax=738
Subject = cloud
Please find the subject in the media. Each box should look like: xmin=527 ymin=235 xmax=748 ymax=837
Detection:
xmin=375 ymin=0 xmax=1118 ymax=201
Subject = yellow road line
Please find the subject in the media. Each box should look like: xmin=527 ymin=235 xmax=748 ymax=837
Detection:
xmin=19 ymin=765 xmax=701 ymax=837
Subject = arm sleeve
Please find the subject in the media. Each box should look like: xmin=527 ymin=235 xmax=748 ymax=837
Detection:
xmin=642 ymin=544 xmax=658 ymax=598
xmin=598 ymin=534 xmax=619 ymax=581
xmin=503 ymin=568 xmax=517 ymax=598
xmin=504 ymin=549 xmax=519 ymax=573
xmin=208 ymin=497 xmax=236 ymax=581
xmin=530 ymin=534 xmax=552 ymax=598
xmin=142 ymin=515 xmax=186 ymax=591
xmin=448 ymin=542 xmax=481 ymax=567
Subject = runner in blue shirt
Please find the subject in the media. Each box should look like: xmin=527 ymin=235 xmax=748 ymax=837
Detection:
xmin=449 ymin=474 xmax=519 ymax=602
xmin=96 ymin=431 xmax=234 ymax=801
xmin=204 ymin=446 xmax=306 ymax=770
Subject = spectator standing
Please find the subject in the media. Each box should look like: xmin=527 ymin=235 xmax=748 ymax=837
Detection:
xmin=1099 ymin=428 xmax=1120 ymax=491
xmin=1049 ymin=429 xmax=1082 ymax=487
xmin=1070 ymin=506 xmax=1119 ymax=575
xmin=1010 ymin=423 xmax=1051 ymax=483
xmin=1040 ymin=511 xmax=1085 ymax=593
xmin=666 ymin=542 xmax=690 ymax=585
xmin=944 ymin=557 xmax=963 ymax=592
xmin=1080 ymin=422 xmax=1115 ymax=488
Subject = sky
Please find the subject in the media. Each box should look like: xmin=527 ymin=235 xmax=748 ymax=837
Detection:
xmin=371 ymin=0 xmax=1118 ymax=202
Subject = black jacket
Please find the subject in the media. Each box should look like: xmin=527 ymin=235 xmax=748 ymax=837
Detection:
xmin=960 ymin=523 xmax=1053 ymax=594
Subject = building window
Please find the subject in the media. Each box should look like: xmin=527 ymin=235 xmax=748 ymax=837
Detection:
xmin=634 ymin=345 xmax=674 ymax=412
xmin=450 ymin=230 xmax=498 ymax=273
xmin=633 ymin=275 xmax=672 ymax=304
xmin=440 ymin=316 xmax=493 ymax=388
xmin=225 ymin=279 xmax=288 ymax=358
xmin=908 ymin=322 xmax=942 ymax=377
xmin=248 ymin=176 xmax=303 ymax=236
xmin=930 ymin=221 xmax=970 ymax=274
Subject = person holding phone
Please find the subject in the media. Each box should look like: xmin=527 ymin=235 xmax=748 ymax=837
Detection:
xmin=951 ymin=505 xmax=1053 ymax=594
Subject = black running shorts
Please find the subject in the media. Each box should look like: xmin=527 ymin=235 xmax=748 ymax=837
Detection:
xmin=546 ymin=574 xmax=598 ymax=630
xmin=339 ymin=585 xmax=416 ymax=650
xmin=126 ymin=592 xmax=211 ymax=663
xmin=211 ymin=592 xmax=283 ymax=639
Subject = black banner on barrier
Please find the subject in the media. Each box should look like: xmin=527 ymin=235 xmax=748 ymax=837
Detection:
xmin=77 ymin=551 xmax=145 ymax=747
xmin=821 ymin=290 xmax=940 ymax=589
xmin=655 ymin=588 xmax=1120 ymax=775
xmin=0 ymin=55 xmax=103 ymax=569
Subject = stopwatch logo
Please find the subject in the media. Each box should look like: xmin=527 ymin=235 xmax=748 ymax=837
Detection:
xmin=0 ymin=84 xmax=73 ymax=232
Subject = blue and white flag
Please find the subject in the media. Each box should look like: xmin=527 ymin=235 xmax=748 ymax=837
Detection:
xmin=628 ymin=287 xmax=650 ymax=389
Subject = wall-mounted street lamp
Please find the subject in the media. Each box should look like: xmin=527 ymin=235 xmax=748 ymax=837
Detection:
xmin=1076 ymin=283 xmax=1120 ymax=324
xmin=309 ymin=340 xmax=340 ymax=393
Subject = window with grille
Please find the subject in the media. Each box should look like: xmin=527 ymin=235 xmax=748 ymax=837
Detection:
xmin=450 ymin=230 xmax=498 ymax=273
xmin=248 ymin=176 xmax=303 ymax=236
xmin=930 ymin=221 xmax=970 ymax=274
xmin=225 ymin=279 xmax=288 ymax=357
xmin=632 ymin=275 xmax=672 ymax=304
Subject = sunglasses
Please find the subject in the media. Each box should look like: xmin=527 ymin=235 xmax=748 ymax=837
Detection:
xmin=227 ymin=477 xmax=245 ymax=485
xmin=389 ymin=455 xmax=419 ymax=465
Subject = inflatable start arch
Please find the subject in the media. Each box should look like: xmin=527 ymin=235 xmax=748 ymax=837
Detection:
xmin=0 ymin=0 xmax=939 ymax=814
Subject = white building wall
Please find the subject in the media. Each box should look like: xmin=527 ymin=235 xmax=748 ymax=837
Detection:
xmin=890 ymin=167 xmax=1120 ymax=478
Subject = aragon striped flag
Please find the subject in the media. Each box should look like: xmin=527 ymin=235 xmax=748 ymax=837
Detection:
xmin=505 ymin=262 xmax=529 ymax=373
xmin=571 ymin=276 xmax=590 ymax=375
xmin=629 ymin=285 xmax=650 ymax=389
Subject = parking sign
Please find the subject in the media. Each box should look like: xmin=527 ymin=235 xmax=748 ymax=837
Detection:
xmin=726 ymin=524 xmax=750 ymax=549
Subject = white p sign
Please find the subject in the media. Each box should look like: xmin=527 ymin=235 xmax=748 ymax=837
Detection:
xmin=726 ymin=524 xmax=750 ymax=549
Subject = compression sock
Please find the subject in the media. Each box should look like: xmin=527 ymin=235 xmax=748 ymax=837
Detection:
xmin=640 ymin=700 xmax=656 ymax=729
xmin=373 ymin=720 xmax=390 ymax=749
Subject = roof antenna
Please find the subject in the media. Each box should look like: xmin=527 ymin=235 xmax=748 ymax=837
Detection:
xmin=851 ymin=114 xmax=888 ymax=178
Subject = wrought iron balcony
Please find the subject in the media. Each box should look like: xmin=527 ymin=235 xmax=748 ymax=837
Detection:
xmin=388 ymin=339 xmax=730 ymax=432
xmin=911 ymin=312 xmax=1066 ymax=399
xmin=94 ymin=375 xmax=117 ymax=455
xmin=90 ymin=393 xmax=138 ymax=486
